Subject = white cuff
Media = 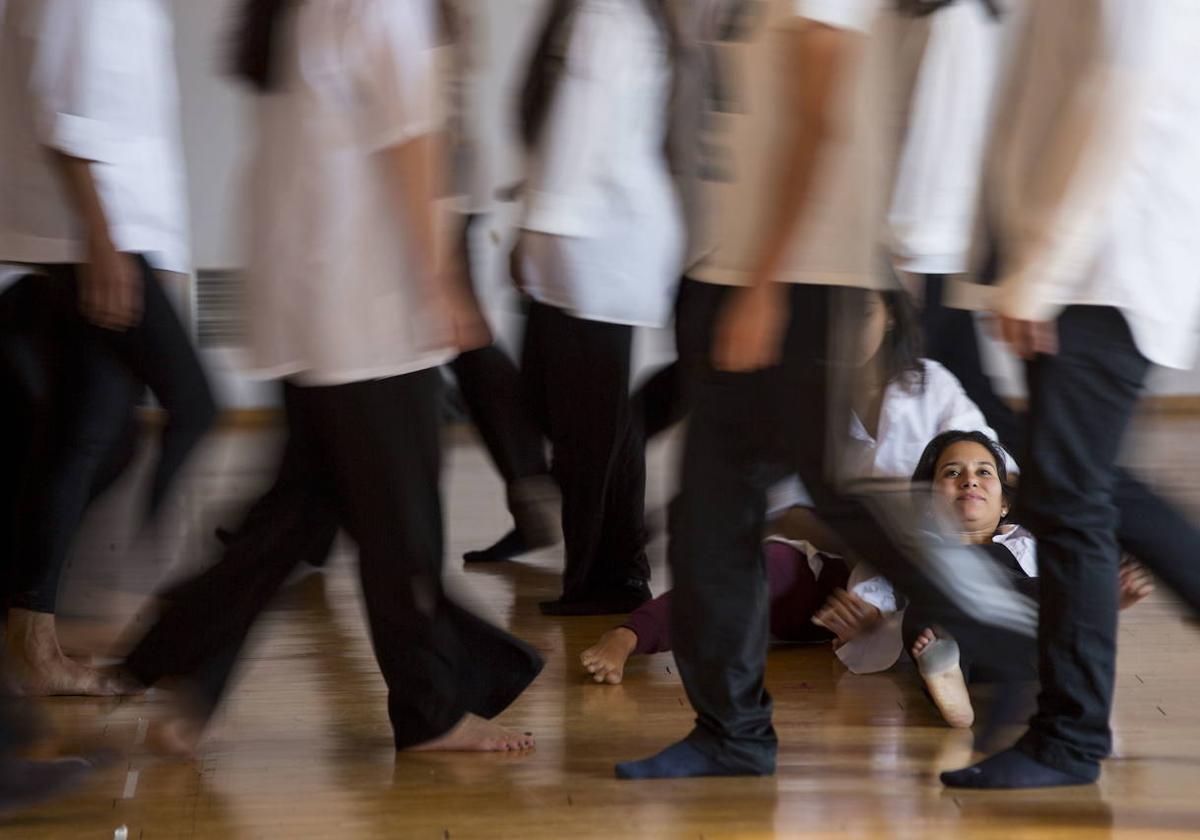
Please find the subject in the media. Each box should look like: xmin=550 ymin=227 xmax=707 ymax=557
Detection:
xmin=41 ymin=112 xmax=119 ymax=164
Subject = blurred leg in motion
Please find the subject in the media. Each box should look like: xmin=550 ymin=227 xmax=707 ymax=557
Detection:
xmin=124 ymin=372 xmax=542 ymax=754
xmin=454 ymin=214 xmax=559 ymax=564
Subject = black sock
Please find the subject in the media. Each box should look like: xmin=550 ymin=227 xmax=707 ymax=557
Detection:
xmin=940 ymin=747 xmax=1098 ymax=790
xmin=615 ymin=740 xmax=769 ymax=780
xmin=463 ymin=529 xmax=528 ymax=564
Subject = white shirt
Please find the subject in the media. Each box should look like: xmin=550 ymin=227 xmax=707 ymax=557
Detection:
xmin=690 ymin=0 xmax=892 ymax=289
xmin=0 ymin=0 xmax=191 ymax=273
xmin=518 ymin=0 xmax=684 ymax=327
xmin=887 ymin=0 xmax=1021 ymax=276
xmin=987 ymin=0 xmax=1200 ymax=370
xmin=769 ymin=358 xmax=1004 ymax=511
xmin=836 ymin=524 xmax=1037 ymax=675
xmin=242 ymin=0 xmax=455 ymax=386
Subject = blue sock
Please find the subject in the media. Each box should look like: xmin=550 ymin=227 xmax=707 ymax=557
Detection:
xmin=940 ymin=747 xmax=1097 ymax=789
xmin=615 ymin=740 xmax=769 ymax=780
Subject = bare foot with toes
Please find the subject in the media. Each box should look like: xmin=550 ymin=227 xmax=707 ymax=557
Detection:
xmin=580 ymin=627 xmax=638 ymax=685
xmin=910 ymin=628 xmax=974 ymax=729
xmin=407 ymin=714 xmax=534 ymax=753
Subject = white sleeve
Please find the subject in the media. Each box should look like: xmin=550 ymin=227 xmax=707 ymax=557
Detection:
xmin=994 ymin=1 xmax=1164 ymax=322
xmin=791 ymin=0 xmax=882 ymax=33
xmin=351 ymin=0 xmax=443 ymax=152
xmin=25 ymin=0 xmax=126 ymax=163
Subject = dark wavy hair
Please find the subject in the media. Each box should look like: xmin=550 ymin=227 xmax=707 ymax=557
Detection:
xmin=896 ymin=0 xmax=1001 ymax=18
xmin=876 ymin=289 xmax=926 ymax=392
xmin=910 ymin=430 xmax=1013 ymax=498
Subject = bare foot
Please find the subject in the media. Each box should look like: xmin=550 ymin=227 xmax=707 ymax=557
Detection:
xmin=144 ymin=717 xmax=204 ymax=759
xmin=910 ymin=627 xmax=937 ymax=659
xmin=1119 ymin=558 xmax=1155 ymax=610
xmin=580 ymin=627 xmax=638 ymax=685
xmin=3 ymin=609 xmax=126 ymax=697
xmin=911 ymin=630 xmax=974 ymax=729
xmin=407 ymin=714 xmax=534 ymax=753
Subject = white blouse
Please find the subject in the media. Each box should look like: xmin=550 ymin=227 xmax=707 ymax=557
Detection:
xmin=768 ymin=358 xmax=1004 ymax=512
xmin=242 ymin=0 xmax=456 ymax=386
xmin=517 ymin=0 xmax=684 ymax=327
xmin=0 ymin=0 xmax=191 ymax=273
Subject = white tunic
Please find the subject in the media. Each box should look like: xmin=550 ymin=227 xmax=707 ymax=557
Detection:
xmin=518 ymin=0 xmax=684 ymax=328
xmin=0 ymin=0 xmax=191 ymax=273
xmin=987 ymin=0 xmax=1200 ymax=370
xmin=690 ymin=0 xmax=892 ymax=290
xmin=887 ymin=0 xmax=1021 ymax=276
xmin=242 ymin=0 xmax=455 ymax=386
xmin=768 ymin=358 xmax=1004 ymax=511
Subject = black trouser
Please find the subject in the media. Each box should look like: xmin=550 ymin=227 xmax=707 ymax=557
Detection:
xmin=124 ymin=371 xmax=542 ymax=747
xmin=1008 ymin=306 xmax=1157 ymax=777
xmin=4 ymin=261 xmax=214 ymax=613
xmin=521 ymin=301 xmax=649 ymax=601
xmin=670 ymin=283 xmax=1037 ymax=773
xmin=635 ymin=277 xmax=722 ymax=440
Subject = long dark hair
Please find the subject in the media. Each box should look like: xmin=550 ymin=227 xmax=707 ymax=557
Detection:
xmin=911 ymin=430 xmax=1013 ymax=496
xmin=896 ymin=0 xmax=1001 ymax=18
xmin=231 ymin=0 xmax=294 ymax=92
xmin=877 ymin=289 xmax=926 ymax=392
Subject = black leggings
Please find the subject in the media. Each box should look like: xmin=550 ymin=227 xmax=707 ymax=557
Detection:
xmin=5 ymin=259 xmax=215 ymax=613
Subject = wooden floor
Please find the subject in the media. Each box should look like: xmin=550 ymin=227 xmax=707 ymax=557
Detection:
xmin=6 ymin=415 xmax=1200 ymax=839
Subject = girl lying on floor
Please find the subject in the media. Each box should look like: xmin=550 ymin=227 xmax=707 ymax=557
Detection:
xmin=581 ymin=287 xmax=1005 ymax=683
xmin=582 ymin=428 xmax=1153 ymax=732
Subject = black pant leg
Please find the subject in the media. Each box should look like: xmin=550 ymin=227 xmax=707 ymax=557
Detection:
xmin=1112 ymin=471 xmax=1200 ymax=612
xmin=450 ymin=345 xmax=548 ymax=485
xmin=10 ymin=269 xmax=141 ymax=613
xmin=636 ymin=277 xmax=724 ymax=441
xmin=667 ymin=283 xmax=794 ymax=773
xmin=315 ymin=369 xmax=535 ymax=746
xmin=123 ymin=384 xmax=330 ymax=715
xmin=523 ymin=301 xmax=647 ymax=600
xmin=1014 ymin=306 xmax=1151 ymax=778
xmin=89 ymin=258 xmax=216 ymax=519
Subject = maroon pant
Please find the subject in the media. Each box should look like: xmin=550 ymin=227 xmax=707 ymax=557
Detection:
xmin=622 ymin=541 xmax=849 ymax=655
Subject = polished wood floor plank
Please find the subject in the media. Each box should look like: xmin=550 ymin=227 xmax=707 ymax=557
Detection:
xmin=5 ymin=417 xmax=1200 ymax=838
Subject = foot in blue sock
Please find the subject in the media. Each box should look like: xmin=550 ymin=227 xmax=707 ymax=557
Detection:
xmin=615 ymin=740 xmax=769 ymax=780
xmin=940 ymin=747 xmax=1097 ymax=789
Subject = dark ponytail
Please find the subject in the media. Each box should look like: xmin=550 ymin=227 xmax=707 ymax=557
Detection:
xmin=231 ymin=0 xmax=293 ymax=92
